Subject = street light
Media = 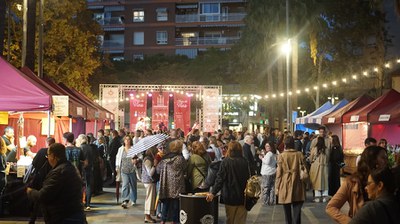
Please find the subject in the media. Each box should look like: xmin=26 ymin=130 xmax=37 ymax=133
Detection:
xmin=285 ymin=0 xmax=291 ymax=132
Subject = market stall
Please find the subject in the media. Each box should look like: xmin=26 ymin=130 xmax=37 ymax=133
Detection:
xmin=295 ymin=101 xmax=333 ymax=132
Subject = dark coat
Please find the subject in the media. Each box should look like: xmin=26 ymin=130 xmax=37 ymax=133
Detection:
xmin=243 ymin=143 xmax=256 ymax=175
xmin=211 ymin=156 xmax=250 ymax=206
xmin=349 ymin=195 xmax=400 ymax=224
xmin=28 ymin=160 xmax=84 ymax=224
xmin=329 ymin=145 xmax=344 ymax=196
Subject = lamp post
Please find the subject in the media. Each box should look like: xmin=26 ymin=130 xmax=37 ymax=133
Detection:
xmin=285 ymin=0 xmax=291 ymax=131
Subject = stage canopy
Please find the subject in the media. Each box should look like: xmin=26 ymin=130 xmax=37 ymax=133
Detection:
xmin=0 ymin=57 xmax=51 ymax=111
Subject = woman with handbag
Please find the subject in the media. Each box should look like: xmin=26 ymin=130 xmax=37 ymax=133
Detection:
xmin=142 ymin=147 xmax=159 ymax=223
xmin=275 ymin=136 xmax=306 ymax=224
xmin=187 ymin=141 xmax=211 ymax=193
xmin=206 ymin=141 xmax=250 ymax=224
xmin=115 ymin=135 xmax=138 ymax=208
xmin=309 ymin=136 xmax=330 ymax=202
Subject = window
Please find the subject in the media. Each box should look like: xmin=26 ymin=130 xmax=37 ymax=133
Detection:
xmin=133 ymin=10 xmax=144 ymax=22
xmin=133 ymin=32 xmax=144 ymax=45
xmin=156 ymin=31 xmax=168 ymax=45
xmin=133 ymin=53 xmax=144 ymax=61
xmin=156 ymin=8 xmax=168 ymax=21
xmin=200 ymin=3 xmax=219 ymax=14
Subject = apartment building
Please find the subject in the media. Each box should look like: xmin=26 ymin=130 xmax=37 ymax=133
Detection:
xmin=87 ymin=0 xmax=247 ymax=61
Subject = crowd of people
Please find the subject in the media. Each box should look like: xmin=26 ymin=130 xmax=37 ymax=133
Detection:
xmin=0 ymin=124 xmax=399 ymax=224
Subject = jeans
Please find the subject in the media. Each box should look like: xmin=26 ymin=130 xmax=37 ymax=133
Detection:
xmin=262 ymin=174 xmax=276 ymax=205
xmin=283 ymin=201 xmax=303 ymax=224
xmin=161 ymin=198 xmax=179 ymax=222
xmin=121 ymin=172 xmax=137 ymax=203
xmin=84 ymin=169 xmax=93 ymax=207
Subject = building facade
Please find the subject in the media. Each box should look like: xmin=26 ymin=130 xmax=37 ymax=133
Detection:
xmin=87 ymin=0 xmax=247 ymax=61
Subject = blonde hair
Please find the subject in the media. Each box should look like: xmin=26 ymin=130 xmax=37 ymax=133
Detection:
xmin=169 ymin=140 xmax=183 ymax=153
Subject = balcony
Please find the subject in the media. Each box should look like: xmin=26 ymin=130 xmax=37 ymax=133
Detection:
xmin=97 ymin=17 xmax=123 ymax=25
xmin=175 ymin=13 xmax=246 ymax=23
xmin=176 ymin=36 xmax=240 ymax=46
xmin=101 ymin=40 xmax=124 ymax=53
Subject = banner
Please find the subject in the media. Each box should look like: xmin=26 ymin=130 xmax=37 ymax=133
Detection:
xmin=174 ymin=94 xmax=191 ymax=132
xmin=129 ymin=92 xmax=147 ymax=131
xmin=52 ymin=95 xmax=69 ymax=117
xmin=152 ymin=92 xmax=169 ymax=130
xmin=342 ymin=122 xmax=368 ymax=151
xmin=202 ymin=89 xmax=220 ymax=133
xmin=101 ymin=87 xmax=119 ymax=118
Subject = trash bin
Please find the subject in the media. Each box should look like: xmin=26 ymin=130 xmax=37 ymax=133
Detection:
xmin=179 ymin=193 xmax=218 ymax=224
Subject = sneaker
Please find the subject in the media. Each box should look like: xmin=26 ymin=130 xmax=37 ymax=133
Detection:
xmin=85 ymin=206 xmax=91 ymax=211
xmin=322 ymin=197 xmax=327 ymax=203
xmin=313 ymin=198 xmax=321 ymax=203
xmin=129 ymin=201 xmax=136 ymax=206
xmin=121 ymin=201 xmax=128 ymax=209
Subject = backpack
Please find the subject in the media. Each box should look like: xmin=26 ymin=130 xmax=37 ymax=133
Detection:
xmin=66 ymin=148 xmax=81 ymax=171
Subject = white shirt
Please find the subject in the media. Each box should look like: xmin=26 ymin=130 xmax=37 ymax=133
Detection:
xmin=260 ymin=151 xmax=277 ymax=176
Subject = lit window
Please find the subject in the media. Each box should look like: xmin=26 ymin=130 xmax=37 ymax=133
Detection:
xmin=156 ymin=8 xmax=168 ymax=21
xmin=133 ymin=32 xmax=144 ymax=45
xmin=133 ymin=10 xmax=144 ymax=22
xmin=156 ymin=31 xmax=168 ymax=45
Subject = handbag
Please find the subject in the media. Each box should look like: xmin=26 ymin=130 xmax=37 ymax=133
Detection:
xmin=299 ymin=156 xmax=309 ymax=181
xmin=243 ymin=166 xmax=261 ymax=211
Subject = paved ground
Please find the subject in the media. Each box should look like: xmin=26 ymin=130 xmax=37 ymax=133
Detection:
xmin=0 ymin=180 xmax=347 ymax=224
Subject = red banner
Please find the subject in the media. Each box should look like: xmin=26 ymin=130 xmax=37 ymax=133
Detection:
xmin=174 ymin=94 xmax=191 ymax=132
xmin=152 ymin=92 xmax=169 ymax=130
xmin=129 ymin=92 xmax=147 ymax=131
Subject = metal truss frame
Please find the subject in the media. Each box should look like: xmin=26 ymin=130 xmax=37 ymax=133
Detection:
xmin=99 ymin=84 xmax=222 ymax=131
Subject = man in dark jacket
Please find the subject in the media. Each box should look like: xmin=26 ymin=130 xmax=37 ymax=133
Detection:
xmin=27 ymin=143 xmax=86 ymax=224
xmin=243 ymin=135 xmax=256 ymax=175
xmin=77 ymin=134 xmax=94 ymax=210
xmin=108 ymin=130 xmax=122 ymax=185
xmin=28 ymin=137 xmax=55 ymax=224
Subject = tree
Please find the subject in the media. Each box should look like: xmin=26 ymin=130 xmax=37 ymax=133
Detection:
xmin=2 ymin=0 xmax=102 ymax=97
xmin=43 ymin=0 xmax=102 ymax=97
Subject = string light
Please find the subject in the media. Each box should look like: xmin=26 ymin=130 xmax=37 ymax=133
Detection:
xmin=352 ymin=75 xmax=357 ymax=80
xmin=342 ymin=78 xmax=347 ymax=83
xmin=385 ymin=63 xmax=390 ymax=68
xmin=332 ymin=81 xmax=337 ymax=86
xmin=322 ymin=83 xmax=328 ymax=88
xmin=363 ymin=71 xmax=368 ymax=76
xmin=374 ymin=67 xmax=379 ymax=72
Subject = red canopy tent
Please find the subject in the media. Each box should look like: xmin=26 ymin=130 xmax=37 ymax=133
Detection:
xmin=368 ymin=95 xmax=400 ymax=145
xmin=341 ymin=89 xmax=400 ymax=151
xmin=321 ymin=94 xmax=374 ymax=142
xmin=57 ymin=83 xmax=114 ymax=136
xmin=0 ymin=57 xmax=51 ymax=111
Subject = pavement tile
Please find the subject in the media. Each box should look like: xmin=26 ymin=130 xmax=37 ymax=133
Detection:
xmin=0 ymin=180 xmax=348 ymax=224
